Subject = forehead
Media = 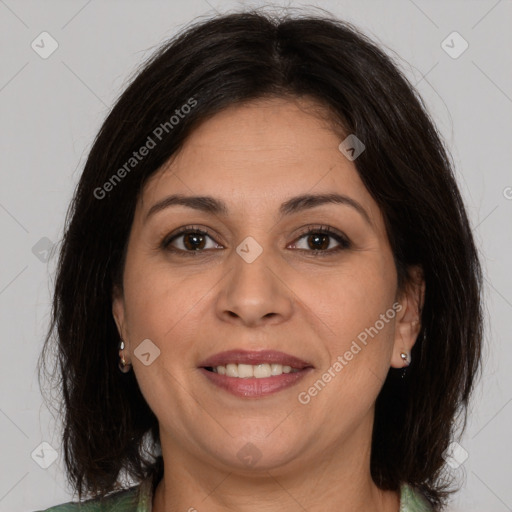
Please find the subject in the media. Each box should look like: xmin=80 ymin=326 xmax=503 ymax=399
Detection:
xmin=137 ymin=96 xmax=379 ymax=224
xmin=179 ymin=95 xmax=341 ymax=149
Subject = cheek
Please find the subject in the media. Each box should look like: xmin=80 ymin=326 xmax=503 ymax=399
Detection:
xmin=123 ymin=254 xmax=186 ymax=324
xmin=325 ymin=269 xmax=398 ymax=386
xmin=122 ymin=257 xmax=213 ymax=360
xmin=304 ymin=259 xmax=397 ymax=348
xmin=302 ymin=261 xmax=398 ymax=415
xmin=121 ymin=260 xmax=207 ymax=422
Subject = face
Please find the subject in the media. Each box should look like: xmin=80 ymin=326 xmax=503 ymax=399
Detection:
xmin=113 ymin=96 xmax=423 ymax=475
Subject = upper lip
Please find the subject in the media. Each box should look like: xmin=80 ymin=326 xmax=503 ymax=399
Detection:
xmin=199 ymin=350 xmax=314 ymax=370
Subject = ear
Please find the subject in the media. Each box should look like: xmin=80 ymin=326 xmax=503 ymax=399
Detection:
xmin=390 ymin=265 xmax=425 ymax=368
xmin=112 ymin=284 xmax=129 ymax=349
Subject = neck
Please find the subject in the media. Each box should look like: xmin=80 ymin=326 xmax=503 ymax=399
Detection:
xmin=153 ymin=470 xmax=399 ymax=512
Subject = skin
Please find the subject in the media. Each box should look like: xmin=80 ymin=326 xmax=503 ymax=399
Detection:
xmin=112 ymin=96 xmax=425 ymax=512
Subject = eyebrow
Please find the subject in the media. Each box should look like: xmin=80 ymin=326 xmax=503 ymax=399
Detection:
xmin=144 ymin=192 xmax=372 ymax=226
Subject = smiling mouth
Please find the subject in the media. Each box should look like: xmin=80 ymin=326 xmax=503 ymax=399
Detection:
xmin=198 ymin=349 xmax=314 ymax=397
xmin=200 ymin=364 xmax=313 ymax=398
xmin=204 ymin=363 xmax=301 ymax=378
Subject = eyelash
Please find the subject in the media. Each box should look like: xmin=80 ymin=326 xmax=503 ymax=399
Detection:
xmin=160 ymin=224 xmax=351 ymax=257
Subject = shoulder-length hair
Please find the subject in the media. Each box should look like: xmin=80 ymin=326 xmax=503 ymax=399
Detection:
xmin=39 ymin=9 xmax=483 ymax=510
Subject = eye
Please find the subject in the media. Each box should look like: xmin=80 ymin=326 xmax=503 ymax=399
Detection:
xmin=161 ymin=226 xmax=223 ymax=255
xmin=289 ymin=225 xmax=351 ymax=256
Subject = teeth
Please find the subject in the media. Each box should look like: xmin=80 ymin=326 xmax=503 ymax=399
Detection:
xmin=226 ymin=364 xmax=239 ymax=377
xmin=238 ymin=364 xmax=254 ymax=378
xmin=211 ymin=363 xmax=300 ymax=378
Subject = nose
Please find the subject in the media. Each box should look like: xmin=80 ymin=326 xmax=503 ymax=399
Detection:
xmin=215 ymin=246 xmax=294 ymax=328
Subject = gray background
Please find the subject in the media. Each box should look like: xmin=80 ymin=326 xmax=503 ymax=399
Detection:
xmin=0 ymin=0 xmax=511 ymax=511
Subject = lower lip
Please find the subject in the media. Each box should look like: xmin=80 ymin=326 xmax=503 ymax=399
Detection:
xmin=199 ymin=367 xmax=313 ymax=398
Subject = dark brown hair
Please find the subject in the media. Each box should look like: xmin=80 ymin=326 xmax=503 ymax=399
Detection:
xmin=39 ymin=9 xmax=483 ymax=510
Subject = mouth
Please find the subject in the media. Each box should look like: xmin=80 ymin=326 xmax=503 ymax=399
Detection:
xmin=198 ymin=350 xmax=314 ymax=398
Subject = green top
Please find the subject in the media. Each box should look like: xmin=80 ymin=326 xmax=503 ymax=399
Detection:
xmin=35 ymin=478 xmax=432 ymax=511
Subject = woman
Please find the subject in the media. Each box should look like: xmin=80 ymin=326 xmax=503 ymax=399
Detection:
xmin=37 ymin=9 xmax=483 ymax=512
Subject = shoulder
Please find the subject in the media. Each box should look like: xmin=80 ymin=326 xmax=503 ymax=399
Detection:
xmin=32 ymin=481 xmax=149 ymax=512
xmin=400 ymin=483 xmax=434 ymax=512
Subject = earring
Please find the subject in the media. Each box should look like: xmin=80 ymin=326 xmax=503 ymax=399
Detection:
xmin=400 ymin=351 xmax=410 ymax=379
xmin=118 ymin=339 xmax=132 ymax=373
xmin=400 ymin=351 xmax=411 ymax=366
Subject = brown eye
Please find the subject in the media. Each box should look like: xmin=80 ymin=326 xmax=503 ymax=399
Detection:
xmin=181 ymin=232 xmax=208 ymax=251
xmin=305 ymin=233 xmax=330 ymax=251
xmin=290 ymin=226 xmax=350 ymax=256
xmin=162 ymin=227 xmax=223 ymax=255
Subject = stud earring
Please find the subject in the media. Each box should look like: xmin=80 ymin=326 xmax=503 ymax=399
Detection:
xmin=400 ymin=351 xmax=411 ymax=366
